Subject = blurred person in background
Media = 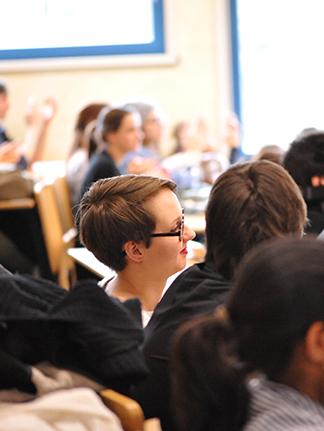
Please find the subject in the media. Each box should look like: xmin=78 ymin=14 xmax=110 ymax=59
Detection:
xmin=79 ymin=106 xmax=142 ymax=200
xmin=0 ymin=80 xmax=56 ymax=169
xmin=66 ymin=102 xmax=107 ymax=205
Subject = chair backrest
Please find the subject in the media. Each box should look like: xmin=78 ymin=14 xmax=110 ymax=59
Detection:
xmin=34 ymin=178 xmax=76 ymax=289
xmin=52 ymin=175 xmax=75 ymax=233
xmin=100 ymin=389 xmax=145 ymax=431
xmin=34 ymin=179 xmax=64 ymax=274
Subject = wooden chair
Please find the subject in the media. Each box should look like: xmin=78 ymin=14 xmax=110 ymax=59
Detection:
xmin=52 ymin=174 xmax=78 ymax=244
xmin=34 ymin=178 xmax=76 ymax=289
xmin=100 ymin=390 xmax=161 ymax=431
xmin=52 ymin=174 xmax=75 ymax=233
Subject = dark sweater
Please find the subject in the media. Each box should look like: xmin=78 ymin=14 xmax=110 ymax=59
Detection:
xmin=132 ymin=261 xmax=231 ymax=431
xmin=0 ymin=274 xmax=147 ymax=395
xmin=79 ymin=149 xmax=120 ymax=199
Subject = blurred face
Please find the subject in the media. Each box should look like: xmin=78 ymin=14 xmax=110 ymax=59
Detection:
xmin=143 ymin=188 xmax=196 ymax=278
xmin=143 ymin=110 xmax=164 ymax=145
xmin=0 ymin=93 xmax=9 ymax=120
xmin=108 ymin=112 xmax=142 ymax=154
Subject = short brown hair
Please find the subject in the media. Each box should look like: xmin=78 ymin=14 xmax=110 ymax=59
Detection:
xmin=77 ymin=174 xmax=176 ymax=271
xmin=205 ymin=160 xmax=307 ymax=279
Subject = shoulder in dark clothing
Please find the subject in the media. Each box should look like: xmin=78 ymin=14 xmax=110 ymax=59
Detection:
xmin=145 ymin=261 xmax=231 ymax=353
xmin=79 ymin=150 xmax=120 ymax=199
xmin=132 ymin=261 xmax=232 ymax=431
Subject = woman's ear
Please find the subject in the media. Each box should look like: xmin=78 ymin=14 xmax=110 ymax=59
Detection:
xmin=304 ymin=321 xmax=324 ymax=365
xmin=123 ymin=241 xmax=145 ymax=263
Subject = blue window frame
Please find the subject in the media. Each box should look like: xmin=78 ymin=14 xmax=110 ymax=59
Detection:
xmin=0 ymin=0 xmax=165 ymax=60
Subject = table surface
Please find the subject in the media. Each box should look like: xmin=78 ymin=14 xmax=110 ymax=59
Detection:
xmin=0 ymin=197 xmax=35 ymax=210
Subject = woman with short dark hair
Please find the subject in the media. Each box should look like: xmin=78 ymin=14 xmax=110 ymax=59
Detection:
xmin=77 ymin=174 xmax=196 ymax=327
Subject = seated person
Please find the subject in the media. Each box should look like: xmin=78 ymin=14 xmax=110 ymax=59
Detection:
xmin=79 ymin=107 xmax=142 ymax=200
xmin=171 ymin=237 xmax=324 ymax=431
xmin=118 ymin=101 xmax=169 ymax=179
xmin=132 ymin=160 xmax=307 ymax=430
xmin=284 ymin=129 xmax=324 ymax=234
xmin=66 ymin=102 xmax=107 ymax=205
xmin=77 ymin=174 xmax=196 ymax=327
xmin=163 ymin=117 xmax=228 ymax=190
xmin=0 ymin=147 xmax=43 ymax=275
xmin=253 ymin=144 xmax=285 ymax=165
xmin=0 ymin=80 xmax=56 ymax=169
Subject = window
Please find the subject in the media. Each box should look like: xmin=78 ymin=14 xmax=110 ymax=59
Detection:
xmin=231 ymin=0 xmax=324 ymax=155
xmin=0 ymin=0 xmax=170 ymax=70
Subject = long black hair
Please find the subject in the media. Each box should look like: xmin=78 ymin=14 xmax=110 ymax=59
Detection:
xmin=171 ymin=237 xmax=324 ymax=431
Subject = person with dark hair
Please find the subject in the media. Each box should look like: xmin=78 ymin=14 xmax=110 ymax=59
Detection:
xmin=78 ymin=107 xmax=142 ymax=200
xmin=0 ymin=81 xmax=57 ymax=276
xmin=0 ymin=81 xmax=10 ymax=145
xmin=132 ymin=160 xmax=307 ymax=430
xmin=284 ymin=130 xmax=324 ymax=234
xmin=77 ymin=174 xmax=196 ymax=327
xmin=0 ymin=79 xmax=56 ymax=168
xmin=253 ymin=144 xmax=285 ymax=165
xmin=67 ymin=102 xmax=107 ymax=205
xmin=171 ymin=237 xmax=324 ymax=431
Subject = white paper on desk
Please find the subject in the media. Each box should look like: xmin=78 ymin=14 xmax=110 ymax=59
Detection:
xmin=0 ymin=163 xmax=16 ymax=172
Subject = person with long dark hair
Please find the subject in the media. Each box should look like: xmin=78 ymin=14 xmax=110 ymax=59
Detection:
xmin=171 ymin=237 xmax=324 ymax=431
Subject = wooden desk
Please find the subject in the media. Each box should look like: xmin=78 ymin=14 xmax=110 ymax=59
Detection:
xmin=68 ymin=241 xmax=205 ymax=280
xmin=0 ymin=198 xmax=35 ymax=210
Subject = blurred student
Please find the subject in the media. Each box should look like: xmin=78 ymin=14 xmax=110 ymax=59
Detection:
xmin=66 ymin=102 xmax=107 ymax=205
xmin=253 ymin=144 xmax=285 ymax=165
xmin=172 ymin=237 xmax=324 ymax=431
xmin=117 ymin=101 xmax=167 ymax=178
xmin=284 ymin=130 xmax=324 ymax=234
xmin=0 ymin=80 xmax=56 ymax=168
xmin=79 ymin=107 xmax=142 ymax=200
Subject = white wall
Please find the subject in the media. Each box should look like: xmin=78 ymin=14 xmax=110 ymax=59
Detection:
xmin=0 ymin=0 xmax=233 ymax=160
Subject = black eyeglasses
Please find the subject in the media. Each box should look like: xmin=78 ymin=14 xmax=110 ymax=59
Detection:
xmin=150 ymin=209 xmax=184 ymax=242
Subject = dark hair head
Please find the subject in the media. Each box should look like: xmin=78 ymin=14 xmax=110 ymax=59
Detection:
xmin=75 ymin=103 xmax=107 ymax=132
xmin=171 ymin=237 xmax=324 ymax=431
xmin=229 ymin=237 xmax=324 ymax=379
xmin=171 ymin=315 xmax=249 ymax=431
xmin=205 ymin=160 xmax=306 ymax=279
xmin=254 ymin=145 xmax=285 ymax=165
xmin=77 ymin=174 xmax=176 ymax=271
xmin=0 ymin=80 xmax=7 ymax=95
xmin=284 ymin=131 xmax=324 ymax=187
xmin=99 ymin=107 xmax=138 ymax=143
xmin=70 ymin=103 xmax=107 ymax=154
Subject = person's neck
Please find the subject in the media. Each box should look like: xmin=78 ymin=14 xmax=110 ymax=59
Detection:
xmin=279 ymin=347 xmax=324 ymax=404
xmin=106 ymin=145 xmax=125 ymax=164
xmin=108 ymin=266 xmax=166 ymax=311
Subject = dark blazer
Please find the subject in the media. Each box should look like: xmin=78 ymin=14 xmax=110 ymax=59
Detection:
xmin=79 ymin=149 xmax=120 ymax=199
xmin=0 ymin=274 xmax=147 ymax=395
xmin=0 ymin=126 xmax=10 ymax=144
xmin=132 ymin=261 xmax=232 ymax=431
